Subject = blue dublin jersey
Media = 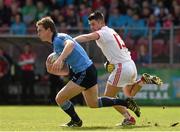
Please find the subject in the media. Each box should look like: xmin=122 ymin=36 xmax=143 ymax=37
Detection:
xmin=52 ymin=33 xmax=92 ymax=73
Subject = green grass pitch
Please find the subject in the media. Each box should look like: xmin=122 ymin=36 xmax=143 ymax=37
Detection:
xmin=0 ymin=106 xmax=180 ymax=131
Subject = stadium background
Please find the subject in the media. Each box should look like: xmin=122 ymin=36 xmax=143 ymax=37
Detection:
xmin=0 ymin=0 xmax=180 ymax=106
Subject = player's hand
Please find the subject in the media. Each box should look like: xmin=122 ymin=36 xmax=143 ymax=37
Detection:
xmin=104 ymin=61 xmax=115 ymax=73
xmin=52 ymin=59 xmax=64 ymax=73
xmin=46 ymin=58 xmax=53 ymax=73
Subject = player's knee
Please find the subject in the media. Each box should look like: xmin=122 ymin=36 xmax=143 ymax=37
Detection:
xmin=87 ymin=102 xmax=98 ymax=108
xmin=88 ymin=104 xmax=97 ymax=108
xmin=55 ymin=94 xmax=66 ymax=105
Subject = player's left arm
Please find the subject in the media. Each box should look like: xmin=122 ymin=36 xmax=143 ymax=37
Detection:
xmin=46 ymin=55 xmax=69 ymax=76
xmin=52 ymin=40 xmax=74 ymax=72
xmin=74 ymin=32 xmax=99 ymax=43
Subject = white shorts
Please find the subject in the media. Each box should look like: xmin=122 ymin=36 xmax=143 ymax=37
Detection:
xmin=107 ymin=60 xmax=137 ymax=88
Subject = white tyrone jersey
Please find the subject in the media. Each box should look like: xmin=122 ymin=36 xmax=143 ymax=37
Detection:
xmin=96 ymin=26 xmax=132 ymax=64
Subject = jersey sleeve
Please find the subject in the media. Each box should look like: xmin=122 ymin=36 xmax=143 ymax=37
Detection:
xmin=53 ymin=38 xmax=64 ymax=54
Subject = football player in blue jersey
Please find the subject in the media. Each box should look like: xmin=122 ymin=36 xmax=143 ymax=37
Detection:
xmin=36 ymin=16 xmax=140 ymax=127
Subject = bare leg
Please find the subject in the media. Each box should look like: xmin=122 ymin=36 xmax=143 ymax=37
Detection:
xmin=104 ymin=83 xmax=134 ymax=118
xmin=104 ymin=83 xmax=127 ymax=115
xmin=104 ymin=83 xmax=136 ymax=125
xmin=82 ymin=84 xmax=133 ymax=109
xmin=55 ymin=81 xmax=84 ymax=105
xmin=125 ymin=73 xmax=163 ymax=97
xmin=56 ymin=81 xmax=84 ymax=127
xmin=123 ymin=80 xmax=143 ymax=97
xmin=82 ymin=84 xmax=98 ymax=108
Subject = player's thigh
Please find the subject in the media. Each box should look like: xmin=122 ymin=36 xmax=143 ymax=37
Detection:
xmin=104 ymin=83 xmax=121 ymax=97
xmin=56 ymin=80 xmax=84 ymax=104
xmin=82 ymin=84 xmax=98 ymax=108
xmin=122 ymin=85 xmax=131 ymax=97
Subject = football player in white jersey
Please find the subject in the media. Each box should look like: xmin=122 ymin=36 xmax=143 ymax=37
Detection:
xmin=74 ymin=11 xmax=163 ymax=126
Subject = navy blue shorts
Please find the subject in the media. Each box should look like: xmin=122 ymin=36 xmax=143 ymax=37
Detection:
xmin=70 ymin=64 xmax=97 ymax=89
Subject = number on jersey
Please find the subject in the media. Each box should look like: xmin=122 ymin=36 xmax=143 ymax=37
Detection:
xmin=113 ymin=34 xmax=126 ymax=49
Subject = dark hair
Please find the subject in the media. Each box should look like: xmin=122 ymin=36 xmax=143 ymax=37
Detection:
xmin=88 ymin=11 xmax=104 ymax=21
xmin=36 ymin=16 xmax=57 ymax=34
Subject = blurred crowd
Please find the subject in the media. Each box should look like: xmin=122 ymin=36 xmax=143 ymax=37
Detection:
xmin=0 ymin=0 xmax=180 ymax=35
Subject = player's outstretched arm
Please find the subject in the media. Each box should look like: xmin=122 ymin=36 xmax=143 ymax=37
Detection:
xmin=74 ymin=32 xmax=99 ymax=43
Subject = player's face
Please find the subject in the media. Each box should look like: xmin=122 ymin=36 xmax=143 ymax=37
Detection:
xmin=89 ymin=20 xmax=101 ymax=31
xmin=37 ymin=25 xmax=50 ymax=42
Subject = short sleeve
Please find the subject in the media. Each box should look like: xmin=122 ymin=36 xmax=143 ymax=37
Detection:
xmin=53 ymin=38 xmax=64 ymax=54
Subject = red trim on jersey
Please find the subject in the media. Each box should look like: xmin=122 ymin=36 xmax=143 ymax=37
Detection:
xmin=113 ymin=34 xmax=122 ymax=49
xmin=113 ymin=63 xmax=122 ymax=86
xmin=113 ymin=34 xmax=127 ymax=49
xmin=95 ymin=32 xmax=100 ymax=40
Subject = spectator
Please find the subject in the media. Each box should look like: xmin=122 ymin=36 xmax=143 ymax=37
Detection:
xmin=92 ymin=0 xmax=104 ymax=10
xmin=56 ymin=0 xmax=74 ymax=7
xmin=171 ymin=4 xmax=180 ymax=26
xmin=0 ymin=0 xmax=12 ymax=27
xmin=84 ymin=7 xmax=93 ymax=28
xmin=137 ymin=44 xmax=150 ymax=65
xmin=10 ymin=13 xmax=27 ymax=35
xmin=124 ymin=8 xmax=133 ymax=26
xmin=18 ymin=43 xmax=36 ymax=104
xmin=147 ymin=14 xmax=161 ymax=38
xmin=65 ymin=5 xmax=79 ymax=28
xmin=50 ymin=9 xmax=60 ymax=25
xmin=124 ymin=13 xmax=147 ymax=39
xmin=10 ymin=0 xmax=21 ymax=16
xmin=0 ymin=47 xmax=12 ymax=104
xmin=153 ymin=1 xmax=169 ymax=17
xmin=35 ymin=1 xmax=49 ymax=21
xmin=141 ymin=7 xmax=151 ymax=21
xmin=21 ymin=0 xmax=37 ymax=26
xmin=157 ymin=6 xmax=169 ymax=26
xmin=108 ymin=8 xmax=127 ymax=28
xmin=163 ymin=13 xmax=173 ymax=28
xmin=79 ymin=4 xmax=91 ymax=28
xmin=48 ymin=0 xmax=60 ymax=10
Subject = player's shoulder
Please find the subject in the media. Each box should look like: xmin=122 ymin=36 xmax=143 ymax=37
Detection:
xmin=54 ymin=33 xmax=68 ymax=42
xmin=56 ymin=33 xmax=67 ymax=40
xmin=99 ymin=26 xmax=114 ymax=33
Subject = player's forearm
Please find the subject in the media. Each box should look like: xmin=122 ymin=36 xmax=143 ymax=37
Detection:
xmin=59 ymin=41 xmax=74 ymax=61
xmin=74 ymin=32 xmax=99 ymax=43
xmin=74 ymin=34 xmax=94 ymax=43
xmin=47 ymin=64 xmax=69 ymax=76
xmin=57 ymin=65 xmax=69 ymax=76
xmin=74 ymin=35 xmax=87 ymax=43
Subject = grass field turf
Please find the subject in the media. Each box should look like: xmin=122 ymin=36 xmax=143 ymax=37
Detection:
xmin=0 ymin=106 xmax=180 ymax=131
